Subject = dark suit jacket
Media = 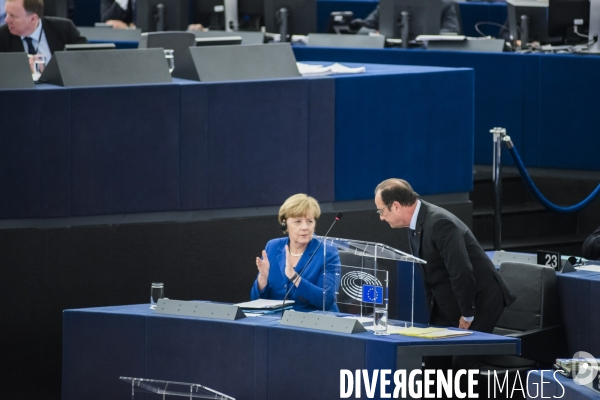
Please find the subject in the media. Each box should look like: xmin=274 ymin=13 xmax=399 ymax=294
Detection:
xmin=0 ymin=16 xmax=87 ymax=54
xmin=250 ymin=237 xmax=341 ymax=312
xmin=101 ymin=0 xmax=134 ymax=24
xmin=583 ymin=225 xmax=600 ymax=260
xmin=413 ymin=201 xmax=514 ymax=324
xmin=364 ymin=0 xmax=460 ymax=33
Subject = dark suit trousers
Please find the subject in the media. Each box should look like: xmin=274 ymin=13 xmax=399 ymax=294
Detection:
xmin=425 ymin=280 xmax=506 ymax=397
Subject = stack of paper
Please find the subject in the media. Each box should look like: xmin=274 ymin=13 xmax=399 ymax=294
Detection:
xmin=234 ymin=299 xmax=294 ymax=310
xmin=297 ymin=63 xmax=366 ymax=77
xmin=393 ymin=326 xmax=473 ymax=339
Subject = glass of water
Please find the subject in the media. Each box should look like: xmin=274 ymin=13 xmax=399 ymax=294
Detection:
xmin=150 ymin=282 xmax=164 ymax=309
xmin=164 ymin=49 xmax=174 ymax=74
xmin=29 ymin=54 xmax=46 ymax=81
xmin=373 ymin=308 xmax=389 ymax=335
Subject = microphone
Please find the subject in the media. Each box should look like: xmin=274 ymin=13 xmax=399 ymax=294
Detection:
xmin=281 ymin=212 xmax=343 ymax=310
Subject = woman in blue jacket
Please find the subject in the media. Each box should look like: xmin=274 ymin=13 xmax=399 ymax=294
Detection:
xmin=250 ymin=194 xmax=341 ymax=312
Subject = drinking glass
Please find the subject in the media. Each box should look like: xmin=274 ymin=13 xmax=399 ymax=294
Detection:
xmin=373 ymin=309 xmax=389 ymax=335
xmin=150 ymin=283 xmax=164 ymax=309
xmin=30 ymin=54 xmax=46 ymax=81
xmin=164 ymin=49 xmax=175 ymax=73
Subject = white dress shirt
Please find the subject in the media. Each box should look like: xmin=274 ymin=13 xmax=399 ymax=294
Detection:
xmin=20 ymin=19 xmax=51 ymax=61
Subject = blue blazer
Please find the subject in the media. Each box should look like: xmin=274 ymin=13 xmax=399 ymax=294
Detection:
xmin=250 ymin=237 xmax=341 ymax=312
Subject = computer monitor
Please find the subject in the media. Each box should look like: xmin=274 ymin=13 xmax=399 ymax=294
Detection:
xmin=507 ymin=0 xmax=555 ymax=45
xmin=379 ymin=0 xmax=442 ymax=46
xmin=136 ymin=0 xmax=190 ymax=32
xmin=548 ymin=0 xmax=590 ymax=43
xmin=326 ymin=11 xmax=355 ymax=34
xmin=193 ymin=0 xmax=224 ymax=29
xmin=263 ymin=0 xmax=317 ymax=38
xmin=193 ymin=0 xmax=264 ymax=31
xmin=64 ymin=43 xmax=117 ymax=51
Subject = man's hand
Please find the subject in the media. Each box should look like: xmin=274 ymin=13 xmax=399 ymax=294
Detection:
xmin=458 ymin=317 xmax=472 ymax=330
xmin=105 ymin=20 xmax=133 ymax=29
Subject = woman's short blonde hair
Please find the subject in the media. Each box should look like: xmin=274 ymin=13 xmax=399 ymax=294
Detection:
xmin=278 ymin=194 xmax=321 ymax=225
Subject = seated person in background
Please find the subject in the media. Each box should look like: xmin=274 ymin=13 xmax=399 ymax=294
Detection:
xmin=101 ymin=0 xmax=204 ymax=30
xmin=0 ymin=0 xmax=87 ymax=58
xmin=583 ymin=225 xmax=600 ymax=260
xmin=251 ymin=194 xmax=341 ymax=312
xmin=100 ymin=0 xmax=135 ymax=29
xmin=357 ymin=0 xmax=459 ymax=35
xmin=1 ymin=0 xmax=6 ymax=25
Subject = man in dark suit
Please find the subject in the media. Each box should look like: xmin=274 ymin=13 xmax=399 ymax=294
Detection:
xmin=0 ymin=0 xmax=86 ymax=57
xmin=583 ymin=225 xmax=600 ymax=260
xmin=100 ymin=0 xmax=134 ymax=29
xmin=358 ymin=0 xmax=460 ymax=34
xmin=374 ymin=178 xmax=515 ymax=371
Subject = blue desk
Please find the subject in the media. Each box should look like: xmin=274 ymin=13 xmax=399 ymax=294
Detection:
xmin=0 ymin=63 xmax=474 ymax=219
xmin=526 ymin=370 xmax=600 ymax=399
xmin=294 ymin=47 xmax=600 ymax=171
xmin=556 ymin=270 xmax=600 ymax=357
xmin=62 ymin=304 xmax=520 ymax=400
xmin=398 ymin=253 xmax=600 ymax=359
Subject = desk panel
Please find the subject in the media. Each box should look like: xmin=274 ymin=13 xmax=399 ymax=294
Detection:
xmin=1 ymin=64 xmax=472 ymax=218
xmin=0 ymin=88 xmax=43 ymax=218
xmin=71 ymin=84 xmax=182 ymax=216
xmin=294 ymin=47 xmax=600 ymax=171
xmin=333 ymin=63 xmax=473 ymax=200
xmin=63 ymin=305 xmax=519 ymax=400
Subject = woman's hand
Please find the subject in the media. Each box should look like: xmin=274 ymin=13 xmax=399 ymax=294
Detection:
xmin=256 ymin=250 xmax=270 ymax=291
xmin=284 ymin=246 xmax=301 ymax=287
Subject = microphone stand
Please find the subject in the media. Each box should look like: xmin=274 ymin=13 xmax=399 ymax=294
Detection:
xmin=281 ymin=212 xmax=343 ymax=314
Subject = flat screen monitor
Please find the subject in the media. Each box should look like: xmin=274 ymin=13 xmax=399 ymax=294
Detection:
xmin=264 ymin=0 xmax=317 ymax=36
xmin=64 ymin=43 xmax=117 ymax=51
xmin=548 ymin=0 xmax=590 ymax=43
xmin=379 ymin=0 xmax=442 ymax=40
xmin=136 ymin=0 xmax=190 ymax=32
xmin=193 ymin=0 xmax=264 ymax=31
xmin=195 ymin=36 xmax=243 ymax=46
xmin=507 ymin=0 xmax=554 ymax=44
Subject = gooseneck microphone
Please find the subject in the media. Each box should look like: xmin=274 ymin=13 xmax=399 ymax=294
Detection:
xmin=281 ymin=212 xmax=343 ymax=310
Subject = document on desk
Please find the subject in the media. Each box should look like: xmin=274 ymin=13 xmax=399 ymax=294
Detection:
xmin=296 ymin=63 xmax=366 ymax=77
xmin=234 ymin=299 xmax=294 ymax=309
xmin=393 ymin=326 xmax=473 ymax=339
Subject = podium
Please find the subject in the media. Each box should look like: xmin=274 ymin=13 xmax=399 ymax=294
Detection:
xmin=281 ymin=235 xmax=426 ymax=333
xmin=120 ymin=377 xmax=235 ymax=399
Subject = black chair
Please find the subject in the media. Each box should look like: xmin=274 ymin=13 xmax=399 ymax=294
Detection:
xmin=482 ymin=262 xmax=568 ymax=371
xmin=138 ymin=31 xmax=196 ymax=62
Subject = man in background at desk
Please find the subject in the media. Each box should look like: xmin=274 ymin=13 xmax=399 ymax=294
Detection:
xmin=374 ymin=178 xmax=515 ymax=371
xmin=583 ymin=225 xmax=600 ymax=260
xmin=0 ymin=0 xmax=6 ymax=25
xmin=100 ymin=0 xmax=204 ymax=31
xmin=100 ymin=0 xmax=134 ymax=29
xmin=0 ymin=0 xmax=86 ymax=58
xmin=356 ymin=0 xmax=460 ymax=34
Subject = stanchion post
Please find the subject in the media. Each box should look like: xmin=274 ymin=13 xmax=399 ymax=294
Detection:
xmin=490 ymin=127 xmax=507 ymax=250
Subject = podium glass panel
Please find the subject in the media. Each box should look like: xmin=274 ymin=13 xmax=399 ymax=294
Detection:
xmin=316 ymin=235 xmax=426 ymax=325
xmin=120 ymin=377 xmax=235 ymax=399
xmin=336 ymin=264 xmax=388 ymax=318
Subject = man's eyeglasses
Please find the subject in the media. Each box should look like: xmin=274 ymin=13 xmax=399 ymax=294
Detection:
xmin=376 ymin=203 xmax=392 ymax=215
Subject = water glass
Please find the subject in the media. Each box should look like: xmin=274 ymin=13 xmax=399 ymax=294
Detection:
xmin=30 ymin=54 xmax=46 ymax=81
xmin=373 ymin=309 xmax=389 ymax=335
xmin=150 ymin=282 xmax=164 ymax=309
xmin=164 ymin=49 xmax=175 ymax=73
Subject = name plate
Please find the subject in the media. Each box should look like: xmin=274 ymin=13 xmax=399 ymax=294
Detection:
xmin=280 ymin=310 xmax=366 ymax=334
xmin=155 ymin=299 xmax=246 ymax=320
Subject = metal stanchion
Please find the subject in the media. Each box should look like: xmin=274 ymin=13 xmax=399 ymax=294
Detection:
xmin=490 ymin=127 xmax=511 ymax=251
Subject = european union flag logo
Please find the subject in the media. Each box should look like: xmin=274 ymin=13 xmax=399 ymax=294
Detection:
xmin=362 ymin=285 xmax=383 ymax=304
